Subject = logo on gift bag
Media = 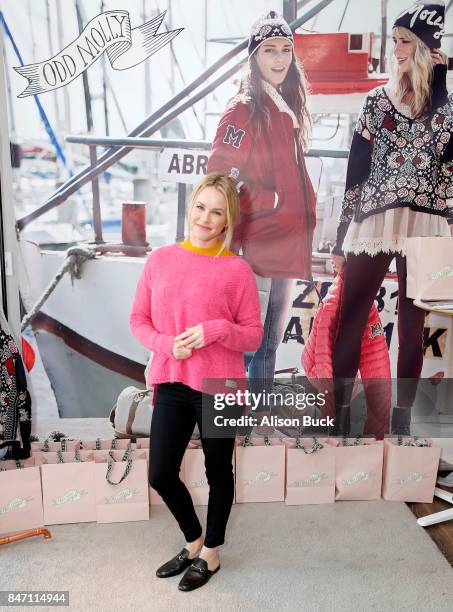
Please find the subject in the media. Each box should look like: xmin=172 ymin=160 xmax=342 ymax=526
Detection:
xmin=342 ymin=471 xmax=375 ymax=487
xmin=396 ymin=472 xmax=428 ymax=486
xmin=104 ymin=488 xmax=140 ymax=504
xmin=291 ymin=472 xmax=328 ymax=487
xmin=426 ymin=265 xmax=453 ymax=281
xmin=53 ymin=489 xmax=87 ymax=506
xmin=244 ymin=471 xmax=277 ymax=486
xmin=188 ymin=478 xmax=208 ymax=488
xmin=0 ymin=496 xmax=33 ymax=514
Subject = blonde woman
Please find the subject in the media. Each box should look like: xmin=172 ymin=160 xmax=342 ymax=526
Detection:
xmin=331 ymin=2 xmax=453 ymax=435
xmin=130 ymin=173 xmax=263 ymax=591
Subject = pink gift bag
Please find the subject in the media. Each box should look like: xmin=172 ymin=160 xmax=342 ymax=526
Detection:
xmin=135 ymin=438 xmax=150 ymax=449
xmin=0 ymin=461 xmax=44 ymax=535
xmin=94 ymin=448 xmax=149 ymax=523
xmin=32 ymin=439 xmax=81 ymax=465
xmin=41 ymin=450 xmax=97 ymax=525
xmin=40 ymin=450 xmax=95 ymax=464
xmin=382 ymin=437 xmax=441 ymax=502
xmin=183 ymin=441 xmax=209 ymax=506
xmin=335 ymin=437 xmax=383 ymax=501
xmin=92 ymin=449 xmax=144 ymax=463
xmin=31 ymin=439 xmax=80 ymax=453
xmin=139 ymin=448 xmax=166 ymax=506
xmin=1 ymin=457 xmax=36 ymax=469
xmin=406 ymin=237 xmax=453 ymax=300
xmin=284 ymin=438 xmax=337 ymax=505
xmin=139 ymin=448 xmax=165 ymax=506
xmin=235 ymin=435 xmax=285 ymax=503
xmin=80 ymin=438 xmax=131 ymax=451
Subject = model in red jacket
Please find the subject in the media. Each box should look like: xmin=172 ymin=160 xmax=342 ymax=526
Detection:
xmin=208 ymin=10 xmax=316 ymax=410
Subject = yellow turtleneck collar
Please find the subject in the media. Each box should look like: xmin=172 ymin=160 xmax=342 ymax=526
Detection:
xmin=178 ymin=239 xmax=235 ymax=257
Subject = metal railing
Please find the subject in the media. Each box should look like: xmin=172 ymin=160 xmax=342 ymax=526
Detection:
xmin=16 ymin=0 xmax=336 ymax=233
xmin=63 ymin=135 xmax=349 ymax=244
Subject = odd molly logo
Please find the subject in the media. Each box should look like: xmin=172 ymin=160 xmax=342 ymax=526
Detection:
xmin=291 ymin=473 xmax=328 ymax=487
xmin=14 ymin=10 xmax=183 ymax=97
xmin=245 ymin=471 xmax=276 ymax=486
xmin=188 ymin=478 xmax=208 ymax=488
xmin=53 ymin=489 xmax=87 ymax=506
xmin=0 ymin=496 xmax=33 ymax=514
xmin=342 ymin=471 xmax=375 ymax=487
xmin=396 ymin=472 xmax=428 ymax=486
xmin=426 ymin=265 xmax=453 ymax=281
xmin=104 ymin=488 xmax=140 ymax=504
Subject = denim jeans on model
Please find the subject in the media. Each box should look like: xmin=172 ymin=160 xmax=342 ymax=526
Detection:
xmin=245 ymin=277 xmax=294 ymax=410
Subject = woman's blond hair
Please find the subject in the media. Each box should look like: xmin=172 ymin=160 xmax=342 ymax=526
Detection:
xmin=186 ymin=173 xmax=240 ymax=256
xmin=390 ymin=26 xmax=434 ymax=118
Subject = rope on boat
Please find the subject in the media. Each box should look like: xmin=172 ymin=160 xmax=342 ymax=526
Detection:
xmin=20 ymin=246 xmax=96 ymax=332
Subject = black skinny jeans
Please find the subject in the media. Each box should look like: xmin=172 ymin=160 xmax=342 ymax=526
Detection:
xmin=332 ymin=252 xmax=426 ymax=408
xmin=149 ymin=382 xmax=236 ymax=548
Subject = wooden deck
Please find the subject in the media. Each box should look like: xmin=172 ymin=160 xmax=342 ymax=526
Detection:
xmin=407 ymin=480 xmax=453 ymax=567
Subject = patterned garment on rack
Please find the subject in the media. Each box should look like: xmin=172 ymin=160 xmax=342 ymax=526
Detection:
xmin=0 ymin=327 xmax=32 ymax=459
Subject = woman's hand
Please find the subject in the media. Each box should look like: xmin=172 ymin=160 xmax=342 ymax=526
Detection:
xmin=431 ymin=49 xmax=447 ymax=66
xmin=174 ymin=324 xmax=205 ymax=350
xmin=332 ymin=253 xmax=346 ymax=274
xmin=172 ymin=341 xmax=192 ymax=360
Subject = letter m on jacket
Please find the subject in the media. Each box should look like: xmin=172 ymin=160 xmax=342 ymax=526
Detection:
xmin=223 ymin=124 xmax=245 ymax=148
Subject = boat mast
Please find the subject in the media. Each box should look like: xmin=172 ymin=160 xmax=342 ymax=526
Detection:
xmin=380 ymin=0 xmax=388 ymax=73
xmin=283 ymin=0 xmax=298 ymax=22
xmin=168 ymin=0 xmax=175 ymax=96
xmin=75 ymin=0 xmax=93 ymax=132
xmin=2 ymin=42 xmax=15 ymax=138
xmin=45 ymin=0 xmax=61 ymax=137
xmin=143 ymin=0 xmax=152 ymax=116
xmin=56 ymin=0 xmax=71 ymax=135
xmin=100 ymin=0 xmax=109 ymax=135
xmin=203 ymin=0 xmax=207 ymax=138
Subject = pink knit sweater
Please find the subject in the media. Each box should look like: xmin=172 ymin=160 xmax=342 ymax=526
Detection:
xmin=129 ymin=243 xmax=264 ymax=393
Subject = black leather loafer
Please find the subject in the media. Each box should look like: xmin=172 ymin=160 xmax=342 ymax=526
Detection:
xmin=156 ymin=548 xmax=193 ymax=578
xmin=178 ymin=558 xmax=220 ymax=591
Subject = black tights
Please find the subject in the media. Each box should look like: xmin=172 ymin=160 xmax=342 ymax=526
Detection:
xmin=332 ymin=252 xmax=426 ymax=408
xmin=149 ymin=382 xmax=235 ymax=548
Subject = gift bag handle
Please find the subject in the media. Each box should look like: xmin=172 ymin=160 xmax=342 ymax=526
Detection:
xmin=242 ymin=434 xmax=271 ymax=447
xmin=243 ymin=434 xmax=253 ymax=447
xmin=43 ymin=438 xmax=70 ymax=452
xmin=341 ymin=435 xmax=361 ymax=447
xmin=105 ymin=448 xmax=133 ymax=485
xmin=397 ymin=436 xmax=428 ymax=447
xmin=295 ymin=437 xmax=324 ymax=454
xmin=56 ymin=449 xmax=81 ymax=463
xmin=0 ymin=459 xmax=24 ymax=471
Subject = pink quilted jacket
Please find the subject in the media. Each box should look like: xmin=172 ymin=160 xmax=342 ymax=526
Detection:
xmin=301 ymin=275 xmax=391 ymax=437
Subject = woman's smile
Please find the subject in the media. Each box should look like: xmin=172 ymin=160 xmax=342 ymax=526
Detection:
xmin=254 ymin=38 xmax=292 ymax=88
